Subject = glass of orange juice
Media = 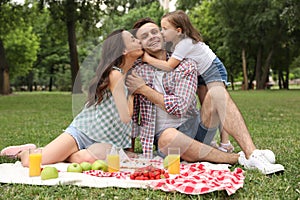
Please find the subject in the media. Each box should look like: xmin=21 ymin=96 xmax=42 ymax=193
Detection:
xmin=106 ymin=147 xmax=120 ymax=172
xmin=29 ymin=148 xmax=42 ymax=177
xmin=168 ymin=147 xmax=180 ymax=174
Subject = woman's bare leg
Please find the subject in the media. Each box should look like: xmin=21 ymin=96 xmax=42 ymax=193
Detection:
xmin=18 ymin=133 xmax=79 ymax=167
xmin=66 ymin=149 xmax=97 ymax=163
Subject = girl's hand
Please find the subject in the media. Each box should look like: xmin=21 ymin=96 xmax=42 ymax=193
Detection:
xmin=142 ymin=52 xmax=151 ymax=63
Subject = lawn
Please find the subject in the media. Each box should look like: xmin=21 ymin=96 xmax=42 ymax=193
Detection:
xmin=0 ymin=90 xmax=299 ymax=199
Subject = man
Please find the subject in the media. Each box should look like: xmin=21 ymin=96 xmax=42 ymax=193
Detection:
xmin=126 ymin=18 xmax=284 ymax=175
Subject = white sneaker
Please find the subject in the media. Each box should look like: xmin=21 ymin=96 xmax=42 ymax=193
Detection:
xmin=238 ymin=151 xmax=253 ymax=169
xmin=238 ymin=150 xmax=284 ymax=175
xmin=261 ymin=149 xmax=276 ymax=164
xmin=238 ymin=149 xmax=275 ymax=164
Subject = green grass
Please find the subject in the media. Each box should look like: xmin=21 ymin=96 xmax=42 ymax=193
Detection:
xmin=0 ymin=90 xmax=299 ymax=199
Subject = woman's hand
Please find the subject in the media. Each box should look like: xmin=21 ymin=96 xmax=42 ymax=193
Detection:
xmin=126 ymin=70 xmax=146 ymax=95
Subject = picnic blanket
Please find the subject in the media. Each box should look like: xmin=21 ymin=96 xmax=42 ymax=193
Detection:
xmin=0 ymin=157 xmax=244 ymax=195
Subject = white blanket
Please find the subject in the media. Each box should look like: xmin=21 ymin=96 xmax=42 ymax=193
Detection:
xmin=0 ymin=161 xmax=152 ymax=188
xmin=0 ymin=159 xmax=243 ymax=196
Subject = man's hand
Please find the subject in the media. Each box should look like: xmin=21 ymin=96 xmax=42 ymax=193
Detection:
xmin=126 ymin=70 xmax=146 ymax=95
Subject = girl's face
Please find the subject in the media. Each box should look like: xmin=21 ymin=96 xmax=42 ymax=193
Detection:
xmin=122 ymin=31 xmax=143 ymax=58
xmin=160 ymin=18 xmax=181 ymax=42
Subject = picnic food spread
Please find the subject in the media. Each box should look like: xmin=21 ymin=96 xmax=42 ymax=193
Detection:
xmin=0 ymin=157 xmax=245 ymax=195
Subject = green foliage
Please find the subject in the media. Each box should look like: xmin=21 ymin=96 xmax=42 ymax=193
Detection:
xmin=100 ymin=1 xmax=164 ymax=39
xmin=0 ymin=1 xmax=21 ymax=38
xmin=188 ymin=0 xmax=297 ymax=88
xmin=4 ymin=26 xmax=40 ymax=79
xmin=279 ymin=0 xmax=300 ymax=34
xmin=291 ymin=55 xmax=300 ymax=69
xmin=1 ymin=0 xmax=300 ymax=91
xmin=175 ymin=0 xmax=202 ymax=11
xmin=54 ymin=66 xmax=72 ymax=91
xmin=290 ymin=67 xmax=300 ymax=79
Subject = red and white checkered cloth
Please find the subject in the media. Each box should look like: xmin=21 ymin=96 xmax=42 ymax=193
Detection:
xmin=149 ymin=163 xmax=244 ymax=195
xmin=84 ymin=162 xmax=244 ymax=195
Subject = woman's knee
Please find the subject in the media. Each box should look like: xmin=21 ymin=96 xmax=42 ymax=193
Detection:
xmin=68 ymin=150 xmax=97 ymax=163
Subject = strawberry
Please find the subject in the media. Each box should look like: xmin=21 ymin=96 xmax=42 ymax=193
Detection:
xmin=130 ymin=174 xmax=135 ymax=180
xmin=164 ymin=173 xmax=170 ymax=178
xmin=143 ymin=171 xmax=149 ymax=177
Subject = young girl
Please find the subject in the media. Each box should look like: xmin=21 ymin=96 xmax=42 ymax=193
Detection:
xmin=0 ymin=29 xmax=143 ymax=166
xmin=142 ymin=10 xmax=234 ymax=153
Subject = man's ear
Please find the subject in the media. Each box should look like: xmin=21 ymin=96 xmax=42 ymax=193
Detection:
xmin=123 ymin=49 xmax=128 ymax=55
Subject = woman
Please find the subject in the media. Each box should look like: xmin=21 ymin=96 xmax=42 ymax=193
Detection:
xmin=1 ymin=29 xmax=143 ymax=167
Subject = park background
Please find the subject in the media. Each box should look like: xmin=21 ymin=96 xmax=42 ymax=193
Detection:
xmin=0 ymin=0 xmax=299 ymax=199
xmin=0 ymin=0 xmax=300 ymax=93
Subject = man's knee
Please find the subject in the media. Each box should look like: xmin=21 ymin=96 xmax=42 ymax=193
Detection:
xmin=158 ymin=128 xmax=178 ymax=147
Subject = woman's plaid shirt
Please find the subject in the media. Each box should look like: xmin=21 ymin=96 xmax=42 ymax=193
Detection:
xmin=131 ymin=53 xmax=198 ymax=158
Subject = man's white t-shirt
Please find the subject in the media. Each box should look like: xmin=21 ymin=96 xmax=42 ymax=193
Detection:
xmin=172 ymin=38 xmax=216 ymax=75
xmin=154 ymin=70 xmax=189 ymax=133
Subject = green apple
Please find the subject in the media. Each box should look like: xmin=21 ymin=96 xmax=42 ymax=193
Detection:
xmin=80 ymin=161 xmax=92 ymax=171
xmin=91 ymin=160 xmax=108 ymax=172
xmin=163 ymin=155 xmax=169 ymax=169
xmin=41 ymin=166 xmax=59 ymax=180
xmin=67 ymin=163 xmax=83 ymax=173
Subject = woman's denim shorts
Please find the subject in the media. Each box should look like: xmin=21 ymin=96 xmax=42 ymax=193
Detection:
xmin=65 ymin=125 xmax=96 ymax=150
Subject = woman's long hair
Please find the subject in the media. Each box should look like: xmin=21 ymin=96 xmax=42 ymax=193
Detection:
xmin=162 ymin=10 xmax=203 ymax=43
xmin=86 ymin=29 xmax=126 ymax=107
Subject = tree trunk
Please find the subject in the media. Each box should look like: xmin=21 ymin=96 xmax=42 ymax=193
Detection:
xmin=28 ymin=70 xmax=34 ymax=92
xmin=255 ymin=46 xmax=274 ymax=90
xmin=49 ymin=65 xmax=54 ymax=92
xmin=249 ymin=64 xmax=256 ymax=90
xmin=262 ymin=48 xmax=274 ymax=89
xmin=242 ymin=48 xmax=248 ymax=90
xmin=0 ymin=39 xmax=10 ymax=95
xmin=255 ymin=46 xmax=263 ymax=89
xmin=66 ymin=1 xmax=82 ymax=94
xmin=67 ymin=21 xmax=82 ymax=93
xmin=230 ymin=74 xmax=235 ymax=90
xmin=284 ymin=53 xmax=289 ymax=89
xmin=278 ymin=70 xmax=283 ymax=89
xmin=284 ymin=66 xmax=289 ymax=89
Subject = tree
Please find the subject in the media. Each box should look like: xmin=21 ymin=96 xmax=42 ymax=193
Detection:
xmin=28 ymin=2 xmax=70 ymax=92
xmin=0 ymin=0 xmax=40 ymax=94
xmin=100 ymin=1 xmax=164 ymax=35
xmin=275 ymin=0 xmax=300 ymax=89
xmin=0 ymin=1 xmax=14 ymax=94
xmin=37 ymin=0 xmax=157 ymax=94
xmin=194 ymin=0 xmax=292 ymax=90
xmin=0 ymin=40 xmax=9 ymax=94
xmin=4 ymin=27 xmax=40 ymax=80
